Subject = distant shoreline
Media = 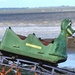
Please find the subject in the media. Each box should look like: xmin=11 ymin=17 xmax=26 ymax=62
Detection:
xmin=0 ymin=6 xmax=75 ymax=14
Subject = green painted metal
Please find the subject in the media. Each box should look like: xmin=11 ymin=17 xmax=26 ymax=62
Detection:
xmin=0 ymin=19 xmax=75 ymax=64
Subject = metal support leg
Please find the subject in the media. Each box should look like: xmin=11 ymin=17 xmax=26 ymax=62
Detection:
xmin=5 ymin=67 xmax=13 ymax=75
xmin=51 ymin=68 xmax=54 ymax=75
xmin=0 ymin=65 xmax=13 ymax=75
xmin=0 ymin=65 xmax=5 ymax=75
xmin=31 ymin=66 xmax=38 ymax=75
xmin=34 ymin=73 xmax=38 ymax=75
xmin=15 ymin=68 xmax=21 ymax=75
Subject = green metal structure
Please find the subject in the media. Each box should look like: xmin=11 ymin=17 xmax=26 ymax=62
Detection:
xmin=0 ymin=19 xmax=75 ymax=65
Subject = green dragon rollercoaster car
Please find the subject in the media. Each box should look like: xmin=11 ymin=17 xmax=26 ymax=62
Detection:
xmin=0 ymin=19 xmax=75 ymax=66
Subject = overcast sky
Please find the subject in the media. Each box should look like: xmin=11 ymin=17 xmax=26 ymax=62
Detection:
xmin=0 ymin=0 xmax=75 ymax=8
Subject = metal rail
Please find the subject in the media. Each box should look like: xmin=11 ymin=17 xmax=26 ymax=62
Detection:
xmin=0 ymin=56 xmax=75 ymax=75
